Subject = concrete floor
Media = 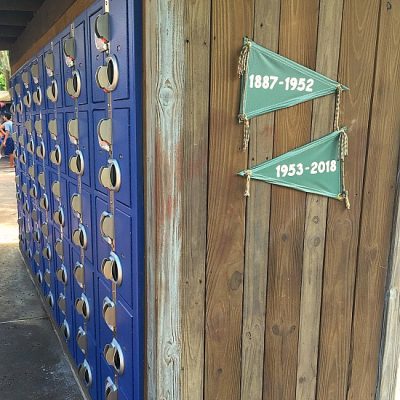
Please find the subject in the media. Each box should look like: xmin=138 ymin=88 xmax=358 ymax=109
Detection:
xmin=0 ymin=159 xmax=84 ymax=400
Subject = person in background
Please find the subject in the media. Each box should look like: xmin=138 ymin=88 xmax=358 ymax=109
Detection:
xmin=0 ymin=112 xmax=14 ymax=167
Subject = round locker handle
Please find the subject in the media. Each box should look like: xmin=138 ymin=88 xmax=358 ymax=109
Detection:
xmin=32 ymin=209 xmax=38 ymax=223
xmin=22 ymin=71 xmax=30 ymax=87
xmin=63 ymin=36 xmax=76 ymax=67
xmin=52 ymin=181 xmax=61 ymax=199
xmin=75 ymin=294 xmax=90 ymax=320
xmin=48 ymin=118 xmax=57 ymax=139
xmin=44 ymin=52 xmax=54 ymax=77
xmin=25 ymin=119 xmax=32 ymax=134
xmin=23 ymin=200 xmax=30 ymax=214
xmin=69 ymin=150 xmax=84 ymax=176
xmin=61 ymin=320 xmax=70 ymax=340
xmin=41 ymin=223 xmax=49 ymax=238
xmin=39 ymin=194 xmax=49 ymax=211
xmin=55 ymin=239 xmax=64 ymax=258
xmin=46 ymin=292 xmax=54 ymax=308
xmin=94 ymin=12 xmax=110 ymax=50
xmin=32 ymin=87 xmax=42 ymax=105
xmin=56 ymin=265 xmax=68 ymax=285
xmin=103 ymin=339 xmax=125 ymax=374
xmin=98 ymin=159 xmax=121 ymax=192
xmin=36 ymin=271 xmax=43 ymax=284
xmin=95 ymin=55 xmax=119 ymax=92
xmin=78 ymin=360 xmax=92 ymax=387
xmin=72 ymin=224 xmax=88 ymax=249
xmin=100 ymin=212 xmax=114 ymax=244
xmin=15 ymin=83 xmax=22 ymax=97
xmin=42 ymin=245 xmax=52 ymax=261
xmin=31 ymin=62 xmax=39 ymax=84
xmin=33 ymin=251 xmax=40 ymax=265
xmin=76 ymin=327 xmax=87 ymax=354
xmin=23 ymin=91 xmax=32 ymax=108
xmin=36 ymin=141 xmax=46 ymax=159
xmin=44 ymin=269 xmax=51 ymax=287
xmin=97 ymin=118 xmax=112 ymax=151
xmin=28 ymin=165 xmax=35 ymax=179
xmin=28 ymin=248 xmax=33 ymax=259
xmin=105 ymin=377 xmax=118 ymax=400
xmin=16 ymin=101 xmax=23 ymax=114
xmin=67 ymin=118 xmax=79 ymax=144
xmin=29 ymin=184 xmax=37 ymax=199
xmin=53 ymin=207 xmax=65 ymax=227
xmin=33 ymin=229 xmax=41 ymax=243
xmin=73 ymin=262 xmax=85 ymax=288
xmin=27 ymin=139 xmax=34 ymax=154
xmin=66 ymin=70 xmax=81 ymax=98
xmin=50 ymin=145 xmax=62 ymax=166
xmin=46 ymin=79 xmax=58 ymax=102
xmin=34 ymin=118 xmax=43 ymax=135
xmin=20 ymin=152 xmax=26 ymax=165
xmin=70 ymin=193 xmax=82 ymax=217
xmin=102 ymin=297 xmax=116 ymax=331
xmin=101 ymin=252 xmax=123 ymax=286
xmin=58 ymin=294 xmax=67 ymax=315
xmin=10 ymin=103 xmax=15 ymax=114
xmin=18 ymin=135 xmax=25 ymax=148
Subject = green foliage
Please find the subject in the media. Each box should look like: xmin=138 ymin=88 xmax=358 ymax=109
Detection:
xmin=0 ymin=73 xmax=5 ymax=90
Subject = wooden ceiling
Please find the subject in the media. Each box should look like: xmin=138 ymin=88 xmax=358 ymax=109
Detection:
xmin=0 ymin=0 xmax=46 ymax=50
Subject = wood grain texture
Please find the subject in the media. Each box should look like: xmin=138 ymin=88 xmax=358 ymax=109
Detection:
xmin=240 ymin=1 xmax=280 ymax=399
xmin=347 ymin=3 xmax=400 ymax=398
xmin=316 ymin=0 xmax=381 ymax=398
xmin=295 ymin=1 xmax=344 ymax=399
xmin=180 ymin=0 xmax=211 ymax=399
xmin=205 ymin=0 xmax=254 ymax=398
xmin=263 ymin=1 xmax=319 ymax=398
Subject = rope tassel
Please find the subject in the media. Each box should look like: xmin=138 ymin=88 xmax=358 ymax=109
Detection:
xmin=244 ymin=170 xmax=252 ymax=197
xmin=238 ymin=40 xmax=251 ymax=77
xmin=239 ymin=114 xmax=250 ymax=151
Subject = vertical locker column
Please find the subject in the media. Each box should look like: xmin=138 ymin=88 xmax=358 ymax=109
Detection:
xmin=63 ymin=23 xmax=95 ymax=394
xmin=44 ymin=45 xmax=72 ymax=349
xmin=93 ymin=3 xmax=125 ymax=399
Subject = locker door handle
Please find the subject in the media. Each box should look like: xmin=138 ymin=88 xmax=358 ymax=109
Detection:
xmin=103 ymin=339 xmax=125 ymax=374
xmin=16 ymin=100 xmax=23 ymax=114
xmin=22 ymin=71 xmax=30 ymax=87
xmin=22 ymin=183 xmax=28 ymax=195
xmin=33 ymin=229 xmax=41 ymax=243
xmin=69 ymin=150 xmax=84 ymax=175
xmin=58 ymin=294 xmax=67 ymax=315
xmin=39 ymin=194 xmax=49 ymax=211
xmin=33 ymin=87 xmax=42 ymax=106
xmin=23 ymin=200 xmax=30 ymax=214
xmin=73 ymin=262 xmax=85 ymax=288
xmin=98 ymin=159 xmax=121 ymax=192
xmin=36 ymin=141 xmax=46 ymax=159
xmin=77 ymin=360 xmax=92 ymax=387
xmin=24 ymin=119 xmax=32 ymax=134
xmin=33 ymin=250 xmax=40 ymax=265
xmin=31 ymin=62 xmax=39 ymax=84
xmin=102 ymin=297 xmax=116 ymax=331
xmin=38 ymin=167 xmax=46 ymax=185
xmin=63 ymin=36 xmax=76 ymax=67
xmin=53 ymin=206 xmax=65 ymax=227
xmin=55 ymin=239 xmax=64 ymax=258
xmin=15 ymin=175 xmax=20 ymax=186
xmin=56 ymin=264 xmax=68 ymax=285
xmin=76 ymin=327 xmax=87 ymax=355
xmin=44 ymin=51 xmax=54 ymax=77
xmin=20 ymin=152 xmax=26 ymax=164
xmin=10 ymin=102 xmax=15 ymax=114
xmin=46 ymin=79 xmax=58 ymax=103
xmin=15 ymin=83 xmax=22 ymax=97
xmin=97 ymin=118 xmax=112 ymax=151
xmin=94 ymin=12 xmax=110 ymax=52
xmin=44 ymin=269 xmax=51 ymax=287
xmin=48 ymin=118 xmax=57 ymax=140
xmin=28 ymin=164 xmax=35 ymax=179
xmin=28 ymin=248 xmax=33 ymax=259
xmin=34 ymin=118 xmax=43 ymax=135
xmin=29 ymin=184 xmax=37 ymax=198
xmin=100 ymin=212 xmax=114 ymax=244
xmin=46 ymin=292 xmax=54 ymax=308
xmin=95 ymin=56 xmax=119 ymax=93
xmin=101 ymin=251 xmax=122 ymax=286
xmin=27 ymin=139 xmax=34 ymax=154
xmin=71 ymin=193 xmax=82 ymax=217
xmin=41 ymin=223 xmax=49 ymax=239
xmin=50 ymin=145 xmax=62 ymax=166
xmin=105 ymin=377 xmax=118 ymax=400
xmin=31 ymin=209 xmax=38 ymax=222
xmin=23 ymin=91 xmax=32 ymax=108
xmin=75 ymin=294 xmax=90 ymax=320
xmin=18 ymin=135 xmax=25 ymax=148
xmin=60 ymin=320 xmax=70 ymax=340
xmin=36 ymin=270 xmax=43 ymax=284
xmin=51 ymin=180 xmax=61 ymax=199
xmin=72 ymin=224 xmax=88 ymax=249
xmin=67 ymin=118 xmax=79 ymax=144
xmin=66 ymin=70 xmax=81 ymax=98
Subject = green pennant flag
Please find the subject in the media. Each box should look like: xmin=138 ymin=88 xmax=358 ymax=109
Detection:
xmin=239 ymin=129 xmax=350 ymax=207
xmin=238 ymin=38 xmax=348 ymax=120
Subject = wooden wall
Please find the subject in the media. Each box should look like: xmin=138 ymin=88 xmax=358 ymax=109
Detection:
xmin=145 ymin=0 xmax=400 ymax=399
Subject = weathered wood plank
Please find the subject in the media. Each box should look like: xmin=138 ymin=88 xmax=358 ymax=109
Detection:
xmin=240 ymin=2 xmax=280 ymax=400
xmin=316 ymin=0 xmax=381 ymax=398
xmin=347 ymin=3 xmax=400 ymax=398
xmin=180 ymin=0 xmax=211 ymax=399
xmin=205 ymin=0 xmax=254 ymax=398
xmin=263 ymin=1 xmax=319 ymax=398
xmin=295 ymin=1 xmax=344 ymax=399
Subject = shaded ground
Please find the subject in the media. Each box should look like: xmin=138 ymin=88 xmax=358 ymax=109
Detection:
xmin=0 ymin=159 xmax=85 ymax=400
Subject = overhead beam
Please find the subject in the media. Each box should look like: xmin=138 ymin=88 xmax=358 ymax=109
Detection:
xmin=0 ymin=12 xmax=33 ymax=27
xmin=0 ymin=0 xmax=43 ymax=12
xmin=0 ymin=26 xmax=25 ymax=37
xmin=0 ymin=38 xmax=15 ymax=50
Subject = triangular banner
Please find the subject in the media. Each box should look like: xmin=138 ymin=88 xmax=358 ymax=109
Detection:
xmin=238 ymin=38 xmax=348 ymax=120
xmin=239 ymin=129 xmax=349 ymax=205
